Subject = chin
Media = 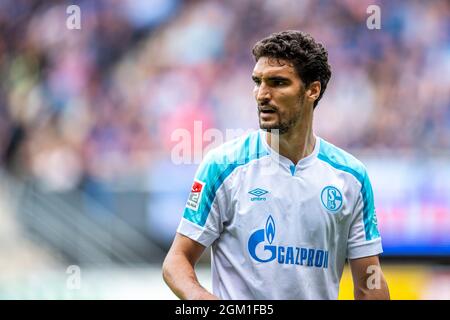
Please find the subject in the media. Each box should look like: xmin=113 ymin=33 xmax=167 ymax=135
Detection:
xmin=260 ymin=126 xmax=281 ymax=134
xmin=260 ymin=121 xmax=279 ymax=130
xmin=260 ymin=119 xmax=276 ymax=126
xmin=259 ymin=123 xmax=289 ymax=135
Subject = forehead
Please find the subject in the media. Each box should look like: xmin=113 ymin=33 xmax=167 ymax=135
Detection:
xmin=252 ymin=56 xmax=298 ymax=79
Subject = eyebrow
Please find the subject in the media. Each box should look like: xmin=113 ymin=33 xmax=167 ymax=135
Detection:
xmin=252 ymin=75 xmax=290 ymax=82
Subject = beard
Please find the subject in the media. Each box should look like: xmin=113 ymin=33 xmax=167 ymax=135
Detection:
xmin=259 ymin=111 xmax=300 ymax=134
xmin=258 ymin=94 xmax=305 ymax=135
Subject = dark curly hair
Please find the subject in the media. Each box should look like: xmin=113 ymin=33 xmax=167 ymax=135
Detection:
xmin=252 ymin=30 xmax=332 ymax=109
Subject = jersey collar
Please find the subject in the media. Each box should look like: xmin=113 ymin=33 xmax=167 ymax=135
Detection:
xmin=259 ymin=129 xmax=320 ymax=171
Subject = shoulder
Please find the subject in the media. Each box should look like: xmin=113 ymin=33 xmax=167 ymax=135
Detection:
xmin=202 ymin=130 xmax=269 ymax=167
xmin=317 ymin=137 xmax=368 ymax=186
xmin=196 ymin=130 xmax=269 ymax=181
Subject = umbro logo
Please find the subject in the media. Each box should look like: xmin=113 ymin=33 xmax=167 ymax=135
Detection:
xmin=249 ymin=188 xmax=268 ymax=197
xmin=248 ymin=188 xmax=268 ymax=201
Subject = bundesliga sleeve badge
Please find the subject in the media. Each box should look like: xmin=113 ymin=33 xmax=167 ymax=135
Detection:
xmin=186 ymin=180 xmax=205 ymax=212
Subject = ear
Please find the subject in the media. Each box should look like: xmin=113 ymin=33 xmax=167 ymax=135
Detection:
xmin=306 ymin=81 xmax=321 ymax=104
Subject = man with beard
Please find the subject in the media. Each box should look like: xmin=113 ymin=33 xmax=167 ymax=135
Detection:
xmin=163 ymin=30 xmax=390 ymax=300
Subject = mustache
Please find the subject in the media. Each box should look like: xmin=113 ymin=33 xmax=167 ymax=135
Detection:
xmin=258 ymin=104 xmax=278 ymax=112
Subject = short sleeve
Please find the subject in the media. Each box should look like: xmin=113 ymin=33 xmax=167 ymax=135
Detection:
xmin=347 ymin=170 xmax=383 ymax=259
xmin=176 ymin=151 xmax=228 ymax=247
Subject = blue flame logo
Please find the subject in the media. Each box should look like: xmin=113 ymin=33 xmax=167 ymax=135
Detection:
xmin=265 ymin=215 xmax=275 ymax=244
xmin=248 ymin=215 xmax=277 ymax=263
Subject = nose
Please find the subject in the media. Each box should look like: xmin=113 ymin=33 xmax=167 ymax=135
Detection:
xmin=255 ymin=83 xmax=271 ymax=105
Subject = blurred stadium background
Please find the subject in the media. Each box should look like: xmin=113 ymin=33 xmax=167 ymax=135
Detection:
xmin=0 ymin=0 xmax=449 ymax=299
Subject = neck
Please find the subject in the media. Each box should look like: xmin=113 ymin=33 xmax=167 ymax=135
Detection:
xmin=266 ymin=113 xmax=316 ymax=165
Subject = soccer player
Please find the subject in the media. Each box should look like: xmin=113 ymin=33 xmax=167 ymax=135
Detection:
xmin=162 ymin=30 xmax=390 ymax=300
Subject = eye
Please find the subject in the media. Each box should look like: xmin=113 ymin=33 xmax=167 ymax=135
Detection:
xmin=274 ymin=80 xmax=286 ymax=86
xmin=253 ymin=78 xmax=261 ymax=86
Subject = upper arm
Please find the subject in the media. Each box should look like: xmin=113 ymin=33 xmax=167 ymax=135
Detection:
xmin=349 ymin=255 xmax=380 ymax=285
xmin=177 ymin=149 xmax=230 ymax=247
xmin=347 ymin=170 xmax=389 ymax=299
xmin=349 ymin=255 xmax=390 ymax=299
xmin=167 ymin=232 xmax=207 ymax=266
xmin=347 ymin=170 xmax=382 ymax=259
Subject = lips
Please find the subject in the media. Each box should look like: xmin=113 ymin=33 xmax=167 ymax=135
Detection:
xmin=258 ymin=106 xmax=277 ymax=114
xmin=259 ymin=109 xmax=277 ymax=120
xmin=260 ymin=109 xmax=276 ymax=114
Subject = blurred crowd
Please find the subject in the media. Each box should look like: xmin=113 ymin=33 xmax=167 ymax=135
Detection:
xmin=0 ymin=0 xmax=449 ymax=192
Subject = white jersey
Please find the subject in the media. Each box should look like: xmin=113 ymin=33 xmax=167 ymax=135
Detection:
xmin=177 ymin=130 xmax=382 ymax=300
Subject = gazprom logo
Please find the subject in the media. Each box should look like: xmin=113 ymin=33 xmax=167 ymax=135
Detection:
xmin=247 ymin=216 xmax=329 ymax=269
xmin=265 ymin=215 xmax=275 ymax=244
xmin=248 ymin=188 xmax=268 ymax=201
xmin=248 ymin=215 xmax=276 ymax=262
